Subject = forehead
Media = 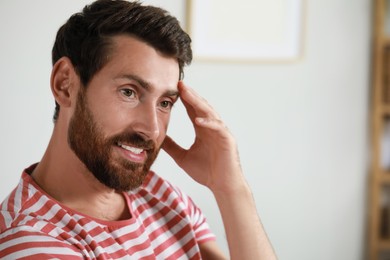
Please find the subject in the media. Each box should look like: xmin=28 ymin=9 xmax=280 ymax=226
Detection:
xmin=101 ymin=35 xmax=180 ymax=87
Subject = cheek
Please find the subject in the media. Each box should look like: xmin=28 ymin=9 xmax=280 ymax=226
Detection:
xmin=157 ymin=115 xmax=170 ymax=141
xmin=89 ymin=104 xmax=127 ymax=135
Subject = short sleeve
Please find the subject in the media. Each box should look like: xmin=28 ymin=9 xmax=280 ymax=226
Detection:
xmin=0 ymin=226 xmax=83 ymax=259
xmin=172 ymin=186 xmax=217 ymax=244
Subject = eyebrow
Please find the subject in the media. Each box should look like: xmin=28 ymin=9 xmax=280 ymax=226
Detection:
xmin=118 ymin=74 xmax=179 ymax=98
xmin=119 ymin=74 xmax=151 ymax=90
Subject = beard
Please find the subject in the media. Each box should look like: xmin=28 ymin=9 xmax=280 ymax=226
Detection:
xmin=67 ymin=89 xmax=160 ymax=192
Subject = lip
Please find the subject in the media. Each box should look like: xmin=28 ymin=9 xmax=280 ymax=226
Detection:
xmin=115 ymin=143 xmax=147 ymax=163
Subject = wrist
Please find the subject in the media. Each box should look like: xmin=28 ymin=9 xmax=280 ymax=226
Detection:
xmin=210 ymin=178 xmax=252 ymax=201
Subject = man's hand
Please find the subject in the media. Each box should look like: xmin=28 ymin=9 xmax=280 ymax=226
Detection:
xmin=162 ymin=81 xmax=277 ymax=260
xmin=162 ymin=81 xmax=246 ymax=194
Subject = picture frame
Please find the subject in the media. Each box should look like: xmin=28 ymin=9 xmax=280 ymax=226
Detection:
xmin=186 ymin=0 xmax=304 ymax=62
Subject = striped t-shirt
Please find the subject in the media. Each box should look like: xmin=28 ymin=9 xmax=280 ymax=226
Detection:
xmin=0 ymin=164 xmax=215 ymax=259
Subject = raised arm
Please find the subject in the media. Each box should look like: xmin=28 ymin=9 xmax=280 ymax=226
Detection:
xmin=162 ymin=82 xmax=277 ymax=260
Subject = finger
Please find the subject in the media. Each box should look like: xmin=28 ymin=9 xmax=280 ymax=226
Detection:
xmin=162 ymin=135 xmax=186 ymax=165
xmin=179 ymin=82 xmax=220 ymax=120
xmin=195 ymin=117 xmax=236 ymax=149
xmin=195 ymin=117 xmax=227 ymax=132
xmin=179 ymin=82 xmax=217 ymax=116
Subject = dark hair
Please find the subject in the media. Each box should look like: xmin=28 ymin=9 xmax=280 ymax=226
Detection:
xmin=52 ymin=0 xmax=192 ymax=121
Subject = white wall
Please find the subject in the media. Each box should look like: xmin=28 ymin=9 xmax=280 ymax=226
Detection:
xmin=0 ymin=1 xmax=371 ymax=259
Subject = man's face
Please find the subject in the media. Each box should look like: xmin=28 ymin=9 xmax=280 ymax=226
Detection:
xmin=68 ymin=35 xmax=180 ymax=191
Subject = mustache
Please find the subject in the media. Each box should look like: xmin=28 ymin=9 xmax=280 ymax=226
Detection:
xmin=111 ymin=132 xmax=156 ymax=150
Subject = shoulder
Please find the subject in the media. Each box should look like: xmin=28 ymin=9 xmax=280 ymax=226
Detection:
xmin=1 ymin=166 xmax=75 ymax=240
xmin=133 ymin=171 xmax=216 ymax=243
xmin=0 ymin=169 xmax=84 ymax=259
xmin=0 ymin=168 xmax=50 ymax=232
xmin=0 ymin=224 xmax=83 ymax=259
xmin=138 ymin=171 xmax=191 ymax=209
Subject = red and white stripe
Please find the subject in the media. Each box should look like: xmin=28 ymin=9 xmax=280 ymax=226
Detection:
xmin=0 ymin=165 xmax=215 ymax=259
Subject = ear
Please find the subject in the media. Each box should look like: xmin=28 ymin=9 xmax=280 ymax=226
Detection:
xmin=50 ymin=57 xmax=80 ymax=109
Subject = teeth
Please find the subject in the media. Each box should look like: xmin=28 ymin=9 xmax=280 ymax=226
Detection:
xmin=117 ymin=142 xmax=143 ymax=154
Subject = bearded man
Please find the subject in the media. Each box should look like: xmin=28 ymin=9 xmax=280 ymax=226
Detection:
xmin=0 ymin=1 xmax=276 ymax=259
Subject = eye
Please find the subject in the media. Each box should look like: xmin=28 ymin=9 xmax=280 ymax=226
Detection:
xmin=120 ymin=88 xmax=136 ymax=98
xmin=160 ymin=100 xmax=173 ymax=109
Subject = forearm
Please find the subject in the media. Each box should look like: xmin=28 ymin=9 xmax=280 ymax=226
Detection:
xmin=163 ymin=83 xmax=276 ymax=258
xmin=213 ymin=181 xmax=277 ymax=260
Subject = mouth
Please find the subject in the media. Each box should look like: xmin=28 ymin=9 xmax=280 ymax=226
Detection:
xmin=115 ymin=141 xmax=148 ymax=163
xmin=117 ymin=141 xmax=144 ymax=154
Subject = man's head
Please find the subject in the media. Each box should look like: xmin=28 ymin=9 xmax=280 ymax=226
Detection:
xmin=52 ymin=0 xmax=192 ymax=121
xmin=51 ymin=0 xmax=192 ymax=191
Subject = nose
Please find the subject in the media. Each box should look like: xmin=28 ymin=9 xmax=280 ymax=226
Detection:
xmin=132 ymin=104 xmax=160 ymax=141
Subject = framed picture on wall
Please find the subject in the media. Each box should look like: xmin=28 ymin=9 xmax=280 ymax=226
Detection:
xmin=186 ymin=0 xmax=304 ymax=62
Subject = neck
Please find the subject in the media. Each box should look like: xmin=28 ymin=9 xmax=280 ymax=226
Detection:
xmin=31 ymin=124 xmax=130 ymax=221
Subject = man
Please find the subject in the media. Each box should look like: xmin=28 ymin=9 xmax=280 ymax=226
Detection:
xmin=0 ymin=0 xmax=276 ymax=259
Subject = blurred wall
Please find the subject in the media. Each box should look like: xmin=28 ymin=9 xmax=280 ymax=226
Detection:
xmin=0 ymin=1 xmax=371 ymax=259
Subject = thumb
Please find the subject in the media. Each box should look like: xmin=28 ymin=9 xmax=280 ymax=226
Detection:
xmin=162 ymin=135 xmax=186 ymax=165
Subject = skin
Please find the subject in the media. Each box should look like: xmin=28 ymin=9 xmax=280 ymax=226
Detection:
xmin=32 ymin=35 xmax=276 ymax=259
